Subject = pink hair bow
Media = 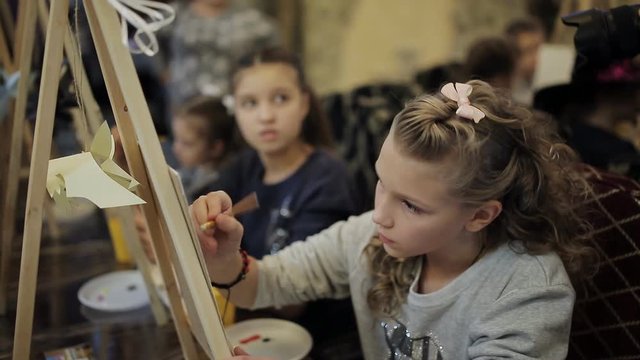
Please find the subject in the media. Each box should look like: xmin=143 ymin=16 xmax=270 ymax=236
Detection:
xmin=440 ymin=82 xmax=486 ymax=123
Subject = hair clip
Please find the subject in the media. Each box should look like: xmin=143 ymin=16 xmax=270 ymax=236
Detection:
xmin=549 ymin=145 xmax=560 ymax=161
xmin=222 ymin=94 xmax=235 ymax=115
xmin=440 ymin=82 xmax=486 ymax=123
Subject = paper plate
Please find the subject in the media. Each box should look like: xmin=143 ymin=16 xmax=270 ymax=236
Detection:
xmin=225 ymin=318 xmax=313 ymax=360
xmin=80 ymin=304 xmax=153 ymax=325
xmin=77 ymin=270 xmax=149 ymax=312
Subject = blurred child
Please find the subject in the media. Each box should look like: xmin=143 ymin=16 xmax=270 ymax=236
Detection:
xmin=505 ymin=18 xmax=546 ymax=105
xmin=194 ymin=80 xmax=596 ymax=359
xmin=465 ymin=36 xmax=517 ymax=91
xmin=135 ymin=96 xmax=239 ymax=262
xmin=202 ymin=47 xmax=361 ymax=259
xmin=159 ymin=0 xmax=280 ymax=114
xmin=172 ymin=96 xmax=239 ymax=201
xmin=200 ymin=47 xmax=362 ymax=355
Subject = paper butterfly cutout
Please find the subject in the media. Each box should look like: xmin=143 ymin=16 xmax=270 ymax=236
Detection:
xmin=46 ymin=121 xmax=146 ymax=210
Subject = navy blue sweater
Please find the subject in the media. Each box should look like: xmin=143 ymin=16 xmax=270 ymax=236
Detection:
xmin=199 ymin=149 xmax=361 ymax=259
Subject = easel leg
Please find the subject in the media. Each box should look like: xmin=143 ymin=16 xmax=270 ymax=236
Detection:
xmin=0 ymin=0 xmax=14 ymax=53
xmin=21 ymin=120 xmax=63 ymax=242
xmin=0 ymin=13 xmax=12 ymax=70
xmin=12 ymin=0 xmax=68 ymax=358
xmin=0 ymin=0 xmax=37 ymax=316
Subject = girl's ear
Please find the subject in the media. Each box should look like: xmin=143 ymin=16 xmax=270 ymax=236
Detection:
xmin=465 ymin=200 xmax=502 ymax=233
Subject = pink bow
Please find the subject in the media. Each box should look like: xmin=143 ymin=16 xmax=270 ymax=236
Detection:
xmin=440 ymin=82 xmax=486 ymax=123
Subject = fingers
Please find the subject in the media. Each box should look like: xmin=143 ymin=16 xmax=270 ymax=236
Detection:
xmin=214 ymin=213 xmax=244 ymax=239
xmin=203 ymin=191 xmax=234 ymax=219
xmin=133 ymin=207 xmax=146 ymax=234
xmin=191 ymin=191 xmax=233 ymax=227
xmin=233 ymin=346 xmax=249 ymax=355
xmin=133 ymin=209 xmax=157 ymax=263
xmin=230 ymin=346 xmax=274 ymax=360
xmin=189 ymin=191 xmax=244 ymax=260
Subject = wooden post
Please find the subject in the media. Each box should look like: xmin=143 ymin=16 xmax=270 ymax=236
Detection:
xmin=0 ymin=0 xmax=14 ymax=53
xmin=0 ymin=13 xmax=12 ymax=70
xmin=12 ymin=0 xmax=68 ymax=358
xmin=0 ymin=0 xmax=37 ymax=316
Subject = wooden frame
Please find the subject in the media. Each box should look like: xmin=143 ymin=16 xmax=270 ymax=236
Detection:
xmin=12 ymin=1 xmax=232 ymax=359
xmin=0 ymin=0 xmax=165 ymax=325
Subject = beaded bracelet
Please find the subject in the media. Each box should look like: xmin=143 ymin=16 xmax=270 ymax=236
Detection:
xmin=211 ymin=249 xmax=249 ymax=290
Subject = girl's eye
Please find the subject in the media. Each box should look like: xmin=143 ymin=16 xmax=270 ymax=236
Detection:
xmin=240 ymin=98 xmax=257 ymax=109
xmin=402 ymin=200 xmax=422 ymax=214
xmin=273 ymin=93 xmax=289 ymax=104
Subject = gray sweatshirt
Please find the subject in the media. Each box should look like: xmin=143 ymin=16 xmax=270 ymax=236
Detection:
xmin=253 ymin=212 xmax=575 ymax=359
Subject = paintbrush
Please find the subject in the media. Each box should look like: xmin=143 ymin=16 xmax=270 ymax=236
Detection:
xmin=199 ymin=192 xmax=259 ymax=231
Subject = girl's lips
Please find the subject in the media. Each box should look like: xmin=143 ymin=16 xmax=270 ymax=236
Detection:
xmin=259 ymin=129 xmax=278 ymax=141
xmin=378 ymin=232 xmax=395 ymax=245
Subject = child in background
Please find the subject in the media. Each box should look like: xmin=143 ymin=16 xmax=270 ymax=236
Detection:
xmin=159 ymin=0 xmax=280 ymax=114
xmin=201 ymin=47 xmax=361 ymax=260
xmin=464 ymin=36 xmax=517 ymax=91
xmin=135 ymin=96 xmax=239 ymax=263
xmin=505 ymin=18 xmax=546 ymax=105
xmin=193 ymin=80 xmax=596 ymax=359
xmin=200 ymin=47 xmax=361 ymax=357
xmin=172 ymin=96 xmax=240 ymax=202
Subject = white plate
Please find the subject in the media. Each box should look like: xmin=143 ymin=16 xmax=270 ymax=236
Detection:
xmin=77 ymin=270 xmax=149 ymax=312
xmin=225 ymin=318 xmax=313 ymax=360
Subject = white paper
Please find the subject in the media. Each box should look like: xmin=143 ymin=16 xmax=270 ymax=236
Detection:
xmin=532 ymin=44 xmax=576 ymax=91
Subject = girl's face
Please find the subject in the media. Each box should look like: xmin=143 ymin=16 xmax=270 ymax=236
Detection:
xmin=372 ymin=134 xmax=479 ymax=259
xmin=233 ymin=63 xmax=310 ymax=156
xmin=172 ymin=116 xmax=212 ymax=168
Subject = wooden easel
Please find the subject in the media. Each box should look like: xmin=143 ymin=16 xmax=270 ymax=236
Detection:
xmin=0 ymin=0 xmax=166 ymax=325
xmin=12 ymin=1 xmax=231 ymax=359
xmin=35 ymin=0 xmax=169 ymax=326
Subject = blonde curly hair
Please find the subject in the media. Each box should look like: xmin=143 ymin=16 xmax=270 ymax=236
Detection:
xmin=366 ymin=80 xmax=596 ymax=316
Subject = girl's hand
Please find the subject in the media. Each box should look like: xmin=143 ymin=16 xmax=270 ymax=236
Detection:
xmin=190 ymin=191 xmax=244 ymax=261
xmin=225 ymin=346 xmax=275 ymax=360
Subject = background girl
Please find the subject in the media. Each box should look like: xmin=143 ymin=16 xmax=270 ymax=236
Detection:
xmin=201 ymin=47 xmax=362 ymax=356
xmin=172 ymin=96 xmax=240 ymax=201
xmin=202 ymin=47 xmax=361 ymax=260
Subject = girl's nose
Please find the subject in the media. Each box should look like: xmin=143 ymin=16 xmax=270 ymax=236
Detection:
xmin=372 ymin=186 xmax=393 ymax=229
xmin=257 ymin=103 xmax=275 ymax=122
xmin=372 ymin=206 xmax=393 ymax=229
